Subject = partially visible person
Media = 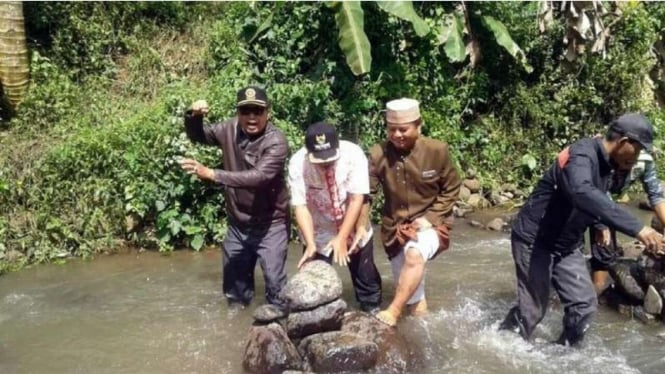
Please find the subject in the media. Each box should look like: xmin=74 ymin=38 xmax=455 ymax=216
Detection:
xmin=178 ymin=86 xmax=290 ymax=310
xmin=363 ymin=98 xmax=461 ymax=326
xmin=590 ymin=149 xmax=665 ymax=294
xmin=288 ymin=121 xmax=382 ymax=312
xmin=500 ymin=113 xmax=665 ymax=346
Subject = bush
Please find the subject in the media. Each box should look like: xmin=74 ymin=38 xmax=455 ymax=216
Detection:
xmin=1 ymin=1 xmax=665 ymax=272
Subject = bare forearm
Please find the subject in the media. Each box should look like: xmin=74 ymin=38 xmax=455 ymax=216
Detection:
xmin=356 ymin=199 xmax=370 ymax=230
xmin=338 ymin=194 xmax=364 ymax=240
xmin=294 ymin=205 xmax=316 ymax=247
xmin=654 ymin=202 xmax=665 ymax=227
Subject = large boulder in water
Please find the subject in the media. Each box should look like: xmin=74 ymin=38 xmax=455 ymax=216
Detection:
xmin=298 ymin=331 xmax=378 ymax=372
xmin=282 ymin=260 xmax=342 ymax=311
xmin=287 ymin=298 xmax=347 ymax=339
xmin=243 ymin=323 xmax=303 ymax=374
xmin=340 ymin=311 xmax=413 ymax=372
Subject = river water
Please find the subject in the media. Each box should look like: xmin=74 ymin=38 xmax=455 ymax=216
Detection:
xmin=2 ymin=207 xmax=665 ymax=374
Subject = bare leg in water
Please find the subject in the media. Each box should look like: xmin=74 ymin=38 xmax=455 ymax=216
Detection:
xmin=376 ymin=247 xmax=425 ymax=326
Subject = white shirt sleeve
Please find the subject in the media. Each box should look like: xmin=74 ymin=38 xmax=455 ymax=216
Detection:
xmin=347 ymin=144 xmax=370 ymax=195
xmin=288 ymin=149 xmax=307 ymax=206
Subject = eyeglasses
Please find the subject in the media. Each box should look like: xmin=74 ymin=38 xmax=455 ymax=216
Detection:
xmin=238 ymin=106 xmax=266 ymax=116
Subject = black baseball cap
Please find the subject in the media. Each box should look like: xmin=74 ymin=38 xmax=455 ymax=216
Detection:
xmin=609 ymin=113 xmax=655 ymax=153
xmin=236 ymin=86 xmax=269 ymax=107
xmin=305 ymin=122 xmax=340 ymax=164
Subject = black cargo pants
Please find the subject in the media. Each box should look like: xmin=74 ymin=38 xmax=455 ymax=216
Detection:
xmin=504 ymin=232 xmax=597 ymax=343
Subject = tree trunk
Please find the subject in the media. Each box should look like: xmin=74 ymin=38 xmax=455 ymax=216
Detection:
xmin=0 ymin=1 xmax=28 ymax=108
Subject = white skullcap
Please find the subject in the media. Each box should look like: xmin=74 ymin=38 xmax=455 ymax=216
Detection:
xmin=385 ymin=98 xmax=421 ymax=124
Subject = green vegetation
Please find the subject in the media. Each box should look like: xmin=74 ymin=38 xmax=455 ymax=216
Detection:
xmin=1 ymin=1 xmax=664 ymax=273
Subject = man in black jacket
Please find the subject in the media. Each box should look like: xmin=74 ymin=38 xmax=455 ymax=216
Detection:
xmin=178 ymin=86 xmax=290 ymax=310
xmin=500 ymin=113 xmax=665 ymax=346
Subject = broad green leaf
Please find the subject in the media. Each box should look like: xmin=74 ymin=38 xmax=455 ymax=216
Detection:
xmin=441 ymin=13 xmax=466 ymax=63
xmin=248 ymin=3 xmax=283 ymax=44
xmin=333 ymin=1 xmax=372 ymax=75
xmin=521 ymin=154 xmax=537 ymax=171
xmin=481 ymin=16 xmax=533 ymax=73
xmin=183 ymin=225 xmax=204 ymax=235
xmin=376 ymin=1 xmax=430 ymax=37
xmin=190 ymin=234 xmax=204 ymax=251
xmin=168 ymin=219 xmax=182 ymax=236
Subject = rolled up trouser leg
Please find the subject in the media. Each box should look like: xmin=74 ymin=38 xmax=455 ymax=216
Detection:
xmin=552 ymin=249 xmax=598 ymax=346
xmin=509 ymin=233 xmax=554 ymax=340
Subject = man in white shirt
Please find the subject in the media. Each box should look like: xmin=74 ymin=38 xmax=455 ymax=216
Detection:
xmin=288 ymin=121 xmax=382 ymax=312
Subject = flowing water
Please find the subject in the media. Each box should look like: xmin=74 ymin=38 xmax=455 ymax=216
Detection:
xmin=2 ymin=207 xmax=665 ymax=374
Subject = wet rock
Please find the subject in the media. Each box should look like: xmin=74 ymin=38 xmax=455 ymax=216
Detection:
xmin=282 ymin=260 xmax=342 ymax=311
xmin=632 ymin=305 xmax=656 ymax=324
xmin=514 ymin=189 xmax=525 ymax=198
xmin=469 ymin=220 xmax=483 ymax=228
xmin=340 ymin=311 xmax=413 ymax=372
xmin=243 ymin=323 xmax=303 ymax=374
xmin=253 ymin=304 xmax=288 ymax=324
xmin=466 ymin=169 xmax=477 ymax=179
xmin=644 ymin=285 xmax=663 ymax=315
xmin=501 ymin=213 xmax=517 ymax=225
xmin=467 ymin=194 xmax=490 ymax=209
xmin=298 ymin=331 xmax=378 ymax=373
xmin=463 ymin=179 xmax=481 ymax=193
xmin=287 ymin=298 xmax=347 ymax=339
xmin=486 ymin=218 xmax=505 ymax=232
xmin=488 ymin=190 xmax=510 ymax=206
xmin=459 ymin=186 xmax=471 ymax=201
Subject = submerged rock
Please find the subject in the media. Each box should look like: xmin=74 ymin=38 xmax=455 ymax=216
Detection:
xmin=486 ymin=218 xmax=505 ymax=231
xmin=243 ymin=323 xmax=303 ymax=374
xmin=298 ymin=331 xmax=378 ymax=373
xmin=282 ymin=260 xmax=343 ymax=311
xmin=340 ymin=311 xmax=413 ymax=372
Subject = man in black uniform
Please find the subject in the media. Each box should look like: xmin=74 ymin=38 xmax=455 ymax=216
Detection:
xmin=500 ymin=113 xmax=665 ymax=346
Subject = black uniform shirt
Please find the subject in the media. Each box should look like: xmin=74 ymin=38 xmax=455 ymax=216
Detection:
xmin=513 ymin=137 xmax=643 ymax=252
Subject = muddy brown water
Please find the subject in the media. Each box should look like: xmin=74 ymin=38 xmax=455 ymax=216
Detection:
xmin=1 ymin=204 xmax=665 ymax=373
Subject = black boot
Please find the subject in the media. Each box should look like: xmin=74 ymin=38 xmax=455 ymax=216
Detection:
xmin=499 ymin=306 xmax=527 ymax=339
xmin=556 ymin=314 xmax=591 ymax=346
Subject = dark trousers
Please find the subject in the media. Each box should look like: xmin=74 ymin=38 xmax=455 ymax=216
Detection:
xmin=314 ymin=236 xmax=382 ymax=306
xmin=508 ymin=232 xmax=597 ymax=340
xmin=222 ymin=221 xmax=288 ymax=308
